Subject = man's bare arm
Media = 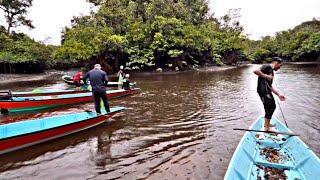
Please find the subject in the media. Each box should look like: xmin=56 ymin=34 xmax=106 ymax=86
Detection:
xmin=271 ymin=86 xmax=286 ymax=101
xmin=253 ymin=68 xmax=273 ymax=81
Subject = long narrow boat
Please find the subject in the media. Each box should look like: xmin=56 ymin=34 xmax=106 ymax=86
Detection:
xmin=11 ymin=89 xmax=90 ymax=97
xmin=0 ymin=107 xmax=124 ymax=155
xmin=62 ymin=75 xmax=120 ymax=87
xmin=3 ymin=83 xmax=136 ymax=97
xmin=225 ymin=116 xmax=320 ymax=180
xmin=0 ymin=88 xmax=139 ymax=113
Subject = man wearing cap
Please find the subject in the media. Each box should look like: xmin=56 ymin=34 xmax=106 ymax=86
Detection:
xmin=123 ymin=74 xmax=131 ymax=90
xmin=83 ymin=64 xmax=110 ymax=114
xmin=253 ymin=57 xmax=286 ymax=131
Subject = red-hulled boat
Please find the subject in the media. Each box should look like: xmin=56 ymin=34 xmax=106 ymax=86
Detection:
xmin=0 ymin=88 xmax=139 ymax=113
xmin=0 ymin=107 xmax=124 ymax=154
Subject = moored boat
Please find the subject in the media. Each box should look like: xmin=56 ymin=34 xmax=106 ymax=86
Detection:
xmin=224 ymin=116 xmax=320 ymax=180
xmin=62 ymin=75 xmax=120 ymax=87
xmin=0 ymin=107 xmax=124 ymax=155
xmin=11 ymin=89 xmax=90 ymax=97
xmin=0 ymin=88 xmax=139 ymax=113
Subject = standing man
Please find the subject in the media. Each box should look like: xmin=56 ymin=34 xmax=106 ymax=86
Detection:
xmin=83 ymin=64 xmax=110 ymax=114
xmin=117 ymin=65 xmax=125 ymax=89
xmin=253 ymin=57 xmax=285 ymax=131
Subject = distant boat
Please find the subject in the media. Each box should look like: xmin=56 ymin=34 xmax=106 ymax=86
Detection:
xmin=0 ymin=88 xmax=139 ymax=113
xmin=0 ymin=107 xmax=124 ymax=155
xmin=224 ymin=116 xmax=320 ymax=180
xmin=62 ymin=75 xmax=120 ymax=87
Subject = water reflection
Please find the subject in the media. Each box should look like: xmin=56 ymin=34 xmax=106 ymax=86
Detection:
xmin=0 ymin=64 xmax=319 ymax=179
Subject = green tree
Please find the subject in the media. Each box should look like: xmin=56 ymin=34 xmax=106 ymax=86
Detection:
xmin=251 ymin=19 xmax=320 ymax=62
xmin=56 ymin=0 xmax=250 ymax=71
xmin=0 ymin=0 xmax=34 ymax=33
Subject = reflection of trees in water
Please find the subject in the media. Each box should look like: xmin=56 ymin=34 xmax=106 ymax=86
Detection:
xmin=95 ymin=130 xmax=113 ymax=167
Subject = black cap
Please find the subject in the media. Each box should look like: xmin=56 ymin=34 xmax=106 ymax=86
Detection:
xmin=272 ymin=57 xmax=283 ymax=63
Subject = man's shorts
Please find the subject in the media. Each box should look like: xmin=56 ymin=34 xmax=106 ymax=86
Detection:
xmin=259 ymin=93 xmax=276 ymax=119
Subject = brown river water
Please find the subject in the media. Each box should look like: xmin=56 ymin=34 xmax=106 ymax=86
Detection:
xmin=0 ymin=64 xmax=319 ymax=180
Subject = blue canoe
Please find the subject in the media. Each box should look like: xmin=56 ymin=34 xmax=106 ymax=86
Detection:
xmin=0 ymin=107 xmax=124 ymax=154
xmin=225 ymin=116 xmax=320 ymax=180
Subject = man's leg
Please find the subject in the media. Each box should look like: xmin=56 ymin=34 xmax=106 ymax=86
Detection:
xmin=264 ymin=95 xmax=276 ymax=131
xmin=100 ymin=91 xmax=110 ymax=113
xmin=264 ymin=118 xmax=271 ymax=131
xmin=93 ymin=91 xmax=101 ymax=114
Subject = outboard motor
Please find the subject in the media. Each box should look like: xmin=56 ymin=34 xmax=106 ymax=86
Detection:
xmin=0 ymin=90 xmax=13 ymax=100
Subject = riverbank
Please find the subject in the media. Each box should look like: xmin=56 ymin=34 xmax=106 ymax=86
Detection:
xmin=0 ymin=64 xmax=248 ymax=86
xmin=284 ymin=61 xmax=320 ymax=65
xmin=0 ymin=71 xmax=62 ymax=87
xmin=1 ymin=61 xmax=315 ymax=86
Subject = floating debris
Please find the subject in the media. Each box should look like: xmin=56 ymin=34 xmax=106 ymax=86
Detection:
xmin=259 ymin=147 xmax=289 ymax=164
xmin=256 ymin=165 xmax=288 ymax=180
xmin=264 ymin=167 xmax=288 ymax=180
xmin=260 ymin=147 xmax=280 ymax=163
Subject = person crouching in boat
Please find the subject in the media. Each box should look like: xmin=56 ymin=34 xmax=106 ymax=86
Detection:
xmin=117 ymin=65 xmax=125 ymax=89
xmin=253 ymin=57 xmax=285 ymax=131
xmin=123 ymin=74 xmax=132 ymax=90
xmin=73 ymin=71 xmax=83 ymax=91
xmin=83 ymin=64 xmax=110 ymax=114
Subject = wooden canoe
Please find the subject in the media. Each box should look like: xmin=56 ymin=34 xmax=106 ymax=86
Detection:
xmin=0 ymin=107 xmax=124 ymax=155
xmin=0 ymin=88 xmax=139 ymax=113
xmin=224 ymin=116 xmax=320 ymax=180
xmin=62 ymin=75 xmax=120 ymax=87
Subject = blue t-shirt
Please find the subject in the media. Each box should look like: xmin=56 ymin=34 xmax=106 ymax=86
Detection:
xmin=83 ymin=69 xmax=108 ymax=92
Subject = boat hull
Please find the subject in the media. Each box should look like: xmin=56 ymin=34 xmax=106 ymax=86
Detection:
xmin=0 ymin=107 xmax=124 ymax=154
xmin=12 ymin=90 xmax=90 ymax=97
xmin=62 ymin=75 xmax=120 ymax=87
xmin=0 ymin=88 xmax=139 ymax=113
xmin=224 ymin=116 xmax=320 ymax=180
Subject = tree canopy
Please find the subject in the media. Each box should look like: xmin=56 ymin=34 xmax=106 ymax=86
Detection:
xmin=0 ymin=0 xmax=34 ymax=33
xmin=55 ymin=0 xmax=247 ymax=72
xmin=249 ymin=19 xmax=320 ymax=62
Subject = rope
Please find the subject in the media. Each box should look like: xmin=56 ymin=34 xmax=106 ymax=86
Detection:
xmin=273 ymin=81 xmax=289 ymax=128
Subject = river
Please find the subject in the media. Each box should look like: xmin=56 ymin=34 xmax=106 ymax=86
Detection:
xmin=0 ymin=63 xmax=319 ymax=179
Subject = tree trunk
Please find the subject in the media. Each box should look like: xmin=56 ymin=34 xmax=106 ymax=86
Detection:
xmin=6 ymin=11 xmax=13 ymax=34
xmin=4 ymin=63 xmax=7 ymax=73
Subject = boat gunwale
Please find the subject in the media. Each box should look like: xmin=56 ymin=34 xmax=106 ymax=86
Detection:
xmin=224 ymin=116 xmax=320 ymax=180
xmin=224 ymin=117 xmax=259 ymax=180
xmin=0 ymin=88 xmax=139 ymax=103
xmin=0 ymin=115 xmax=109 ymax=155
xmin=0 ymin=107 xmax=124 ymax=141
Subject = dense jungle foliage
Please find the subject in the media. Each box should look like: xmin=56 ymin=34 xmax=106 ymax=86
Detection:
xmin=0 ymin=0 xmax=319 ymax=73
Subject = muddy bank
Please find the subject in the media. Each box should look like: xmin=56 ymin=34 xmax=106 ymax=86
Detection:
xmin=0 ymin=71 xmax=63 ymax=87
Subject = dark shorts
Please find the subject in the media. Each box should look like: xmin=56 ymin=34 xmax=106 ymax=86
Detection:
xmin=74 ymin=80 xmax=81 ymax=87
xmin=259 ymin=93 xmax=276 ymax=119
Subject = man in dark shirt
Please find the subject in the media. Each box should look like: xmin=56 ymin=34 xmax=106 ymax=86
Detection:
xmin=123 ymin=74 xmax=131 ymax=90
xmin=83 ymin=64 xmax=110 ymax=114
xmin=253 ymin=57 xmax=285 ymax=131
